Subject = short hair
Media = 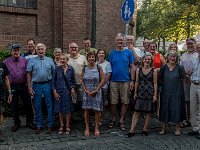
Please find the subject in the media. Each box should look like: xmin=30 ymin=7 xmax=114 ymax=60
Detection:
xmin=166 ymin=50 xmax=179 ymax=63
xmin=186 ymin=38 xmax=196 ymax=43
xmin=148 ymin=42 xmax=157 ymax=49
xmin=115 ymin=33 xmax=125 ymax=40
xmin=83 ymin=37 xmax=90 ymax=41
xmin=86 ymin=51 xmax=96 ymax=61
xmin=27 ymin=39 xmax=36 ymax=44
xmin=97 ymin=49 xmax=107 ymax=59
xmin=141 ymin=54 xmax=153 ymax=67
xmin=60 ymin=54 xmax=69 ymax=61
xmin=36 ymin=43 xmax=46 ymax=50
xmin=168 ymin=43 xmax=178 ymax=51
xmin=126 ymin=35 xmax=134 ymax=41
xmin=54 ymin=48 xmax=62 ymax=54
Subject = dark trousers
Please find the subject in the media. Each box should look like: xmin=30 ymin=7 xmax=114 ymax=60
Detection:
xmin=11 ymin=84 xmax=34 ymax=125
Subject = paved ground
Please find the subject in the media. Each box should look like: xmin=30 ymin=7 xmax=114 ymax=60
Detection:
xmin=0 ymin=110 xmax=200 ymax=150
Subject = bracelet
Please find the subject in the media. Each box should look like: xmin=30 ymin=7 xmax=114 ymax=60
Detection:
xmin=8 ymin=89 xmax=12 ymax=95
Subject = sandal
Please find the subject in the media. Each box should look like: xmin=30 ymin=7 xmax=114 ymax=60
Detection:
xmin=108 ymin=120 xmax=115 ymax=128
xmin=84 ymin=130 xmax=90 ymax=137
xmin=58 ymin=126 xmax=64 ymax=134
xmin=119 ymin=122 xmax=126 ymax=131
xmin=65 ymin=126 xmax=71 ymax=135
xmin=95 ymin=130 xmax=100 ymax=137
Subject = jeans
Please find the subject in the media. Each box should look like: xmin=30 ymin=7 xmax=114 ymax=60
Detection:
xmin=11 ymin=84 xmax=34 ymax=125
xmin=33 ymin=82 xmax=53 ymax=128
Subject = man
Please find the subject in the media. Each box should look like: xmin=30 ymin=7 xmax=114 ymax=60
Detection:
xmin=67 ymin=42 xmax=87 ymax=106
xmin=79 ymin=38 xmax=97 ymax=56
xmin=3 ymin=43 xmax=35 ymax=132
xmin=188 ymin=43 xmax=200 ymax=139
xmin=0 ymin=62 xmax=12 ymax=142
xmin=180 ymin=38 xmax=198 ymax=127
xmin=27 ymin=43 xmax=55 ymax=134
xmin=21 ymin=39 xmax=37 ymax=60
xmin=109 ymin=33 xmax=135 ymax=131
xmin=141 ymin=39 xmax=151 ymax=56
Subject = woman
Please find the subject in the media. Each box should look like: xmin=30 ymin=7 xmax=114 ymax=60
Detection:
xmin=81 ymin=51 xmax=104 ymax=137
xmin=148 ymin=42 xmax=165 ymax=71
xmin=96 ymin=49 xmax=112 ymax=125
xmin=53 ymin=48 xmax=62 ymax=66
xmin=52 ymin=54 xmax=76 ymax=134
xmin=127 ymin=54 xmax=157 ymax=137
xmin=159 ymin=50 xmax=185 ymax=136
xmin=165 ymin=43 xmax=179 ymax=58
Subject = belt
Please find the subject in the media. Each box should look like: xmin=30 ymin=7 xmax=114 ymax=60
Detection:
xmin=192 ymin=81 xmax=200 ymax=85
xmin=33 ymin=80 xmax=51 ymax=84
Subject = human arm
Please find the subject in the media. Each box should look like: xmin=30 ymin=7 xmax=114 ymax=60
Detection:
xmin=5 ymin=76 xmax=12 ymax=104
xmin=27 ymin=72 xmax=34 ymax=96
xmin=134 ymin=68 xmax=139 ymax=99
xmin=153 ymin=69 xmax=158 ymax=102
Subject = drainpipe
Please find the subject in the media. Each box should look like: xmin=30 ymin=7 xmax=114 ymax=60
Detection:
xmin=91 ymin=0 xmax=96 ymax=48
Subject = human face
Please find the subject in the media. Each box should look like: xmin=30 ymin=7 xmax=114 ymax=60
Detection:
xmin=186 ymin=41 xmax=196 ymax=52
xmin=54 ymin=50 xmax=62 ymax=59
xmin=169 ymin=44 xmax=177 ymax=51
xmin=59 ymin=56 xmax=68 ymax=66
xmin=116 ymin=36 xmax=124 ymax=49
xmin=143 ymin=40 xmax=150 ymax=50
xmin=143 ymin=56 xmax=152 ymax=66
xmin=27 ymin=40 xmax=35 ymax=51
xmin=97 ymin=50 xmax=105 ymax=61
xmin=84 ymin=40 xmax=91 ymax=49
xmin=148 ymin=43 xmax=157 ymax=53
xmin=11 ymin=48 xmax=20 ymax=58
xmin=167 ymin=54 xmax=177 ymax=64
xmin=69 ymin=43 xmax=78 ymax=55
xmin=127 ymin=38 xmax=133 ymax=47
xmin=87 ymin=54 xmax=96 ymax=64
xmin=36 ymin=46 xmax=45 ymax=57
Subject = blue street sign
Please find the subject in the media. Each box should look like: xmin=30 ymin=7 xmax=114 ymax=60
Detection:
xmin=121 ymin=0 xmax=135 ymax=22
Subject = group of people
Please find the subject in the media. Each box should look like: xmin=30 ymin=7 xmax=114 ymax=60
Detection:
xmin=0 ymin=33 xmax=200 ymax=142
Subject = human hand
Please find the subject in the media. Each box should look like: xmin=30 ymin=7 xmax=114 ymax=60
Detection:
xmin=153 ymin=95 xmax=157 ymax=103
xmin=7 ymin=94 xmax=13 ymax=104
xmin=130 ymin=81 xmax=134 ymax=91
xmin=28 ymin=87 xmax=35 ymax=96
xmin=54 ymin=91 xmax=60 ymax=101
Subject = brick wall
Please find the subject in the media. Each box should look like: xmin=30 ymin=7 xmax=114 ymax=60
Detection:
xmin=0 ymin=0 xmax=127 ymax=52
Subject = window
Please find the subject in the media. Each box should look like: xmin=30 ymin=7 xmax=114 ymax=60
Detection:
xmin=0 ymin=0 xmax=36 ymax=8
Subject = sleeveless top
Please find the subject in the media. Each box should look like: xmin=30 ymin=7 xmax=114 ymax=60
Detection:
xmin=153 ymin=53 xmax=161 ymax=69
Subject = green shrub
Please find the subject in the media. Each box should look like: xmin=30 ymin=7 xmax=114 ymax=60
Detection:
xmin=0 ymin=50 xmax=11 ymax=62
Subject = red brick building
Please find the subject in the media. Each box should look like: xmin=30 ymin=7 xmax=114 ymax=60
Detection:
xmin=0 ymin=0 xmax=134 ymax=51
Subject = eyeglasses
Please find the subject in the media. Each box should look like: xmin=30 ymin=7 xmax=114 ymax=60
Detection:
xmin=70 ymin=47 xmax=78 ymax=49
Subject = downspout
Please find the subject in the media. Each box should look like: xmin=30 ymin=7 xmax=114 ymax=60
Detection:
xmin=91 ymin=0 xmax=96 ymax=48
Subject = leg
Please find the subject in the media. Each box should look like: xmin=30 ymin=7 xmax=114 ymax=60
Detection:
xmin=0 ymin=113 xmax=4 ymax=142
xmin=143 ymin=113 xmax=151 ymax=132
xmin=33 ymin=84 xmax=43 ymax=129
xmin=94 ymin=111 xmax=100 ymax=137
xmin=130 ymin=112 xmax=140 ymax=132
xmin=43 ymin=83 xmax=53 ymax=128
xmin=84 ymin=109 xmax=90 ymax=136
xmin=19 ymin=86 xmax=34 ymax=126
xmin=58 ymin=113 xmax=64 ymax=134
xmin=159 ymin=122 xmax=166 ymax=135
xmin=65 ymin=112 xmax=71 ymax=134
xmin=175 ymin=123 xmax=181 ymax=136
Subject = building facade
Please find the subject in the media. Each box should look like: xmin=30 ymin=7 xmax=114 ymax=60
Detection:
xmin=0 ymin=0 xmax=136 ymax=51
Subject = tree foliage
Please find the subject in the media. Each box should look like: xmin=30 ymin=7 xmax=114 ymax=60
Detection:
xmin=136 ymin=0 xmax=200 ymax=43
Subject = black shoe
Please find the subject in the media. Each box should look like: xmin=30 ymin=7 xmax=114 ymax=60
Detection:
xmin=46 ymin=127 xmax=53 ymax=134
xmin=196 ymin=133 xmax=200 ymax=139
xmin=142 ymin=131 xmax=148 ymax=136
xmin=0 ymin=130 xmax=5 ymax=143
xmin=188 ymin=131 xmax=198 ymax=136
xmin=35 ymin=128 xmax=42 ymax=134
xmin=126 ymin=132 xmax=135 ymax=138
xmin=27 ymin=123 xmax=37 ymax=130
xmin=11 ymin=124 xmax=20 ymax=132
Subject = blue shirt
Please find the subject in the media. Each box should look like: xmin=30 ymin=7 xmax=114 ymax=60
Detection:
xmin=27 ymin=56 xmax=55 ymax=82
xmin=109 ymin=49 xmax=135 ymax=82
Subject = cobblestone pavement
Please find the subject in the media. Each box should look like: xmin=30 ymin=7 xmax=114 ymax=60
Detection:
xmin=0 ymin=111 xmax=200 ymax=150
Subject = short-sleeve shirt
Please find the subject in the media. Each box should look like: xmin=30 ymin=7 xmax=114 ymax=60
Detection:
xmin=67 ymin=54 xmax=87 ymax=85
xmin=0 ymin=62 xmax=9 ymax=96
xmin=109 ymin=49 xmax=135 ymax=82
xmin=27 ymin=56 xmax=55 ymax=82
xmin=190 ymin=58 xmax=200 ymax=82
xmin=97 ymin=60 xmax=112 ymax=89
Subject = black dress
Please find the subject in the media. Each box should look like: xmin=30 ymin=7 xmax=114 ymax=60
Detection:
xmin=159 ymin=64 xmax=186 ymax=123
xmin=135 ymin=68 xmax=154 ymax=113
